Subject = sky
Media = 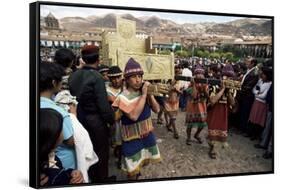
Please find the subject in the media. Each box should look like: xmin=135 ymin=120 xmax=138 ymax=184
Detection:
xmin=41 ymin=4 xmax=268 ymax=24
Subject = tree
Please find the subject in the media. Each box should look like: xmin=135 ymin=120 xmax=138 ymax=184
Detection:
xmin=175 ymin=50 xmax=191 ymax=58
xmin=195 ymin=50 xmax=204 ymax=58
xmin=210 ymin=52 xmax=220 ymax=59
xmin=195 ymin=49 xmax=210 ymax=58
xmin=158 ymin=50 xmax=171 ymax=55
xmin=203 ymin=50 xmax=210 ymax=58
xmin=224 ymin=52 xmax=234 ymax=60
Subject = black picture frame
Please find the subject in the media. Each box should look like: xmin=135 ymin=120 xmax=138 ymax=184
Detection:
xmin=30 ymin=1 xmax=274 ymax=188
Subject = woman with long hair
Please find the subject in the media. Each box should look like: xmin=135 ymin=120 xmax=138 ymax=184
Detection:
xmin=39 ymin=108 xmax=84 ymax=186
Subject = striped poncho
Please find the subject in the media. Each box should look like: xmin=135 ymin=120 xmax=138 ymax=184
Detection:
xmin=112 ymin=89 xmax=161 ymax=176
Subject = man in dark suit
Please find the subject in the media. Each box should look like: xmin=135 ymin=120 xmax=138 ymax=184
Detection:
xmin=69 ymin=45 xmax=115 ymax=183
xmin=236 ymin=57 xmax=259 ymax=134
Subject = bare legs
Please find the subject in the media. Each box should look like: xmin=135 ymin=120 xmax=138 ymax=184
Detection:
xmin=194 ymin=127 xmax=203 ymax=144
xmin=157 ymin=107 xmax=164 ymax=124
xmin=208 ymin=141 xmax=217 ymax=159
xmin=170 ymin=118 xmax=179 ymax=139
xmin=165 ymin=113 xmax=179 ymax=139
xmin=164 ymin=112 xmax=172 ymax=132
xmin=186 ymin=127 xmax=204 ymax=145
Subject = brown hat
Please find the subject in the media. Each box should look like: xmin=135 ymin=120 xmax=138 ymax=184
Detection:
xmin=81 ymin=45 xmax=99 ymax=64
xmin=81 ymin=44 xmax=99 ymax=56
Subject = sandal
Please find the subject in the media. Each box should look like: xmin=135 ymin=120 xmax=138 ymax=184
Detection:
xmin=166 ymin=125 xmax=173 ymax=132
xmin=186 ymin=139 xmax=191 ymax=145
xmin=209 ymin=151 xmax=217 ymax=159
xmin=194 ymin=135 xmax=203 ymax=144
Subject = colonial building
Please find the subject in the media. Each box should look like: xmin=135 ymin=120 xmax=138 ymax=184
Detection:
xmin=40 ymin=25 xmax=148 ymax=49
xmin=44 ymin=12 xmax=60 ymax=30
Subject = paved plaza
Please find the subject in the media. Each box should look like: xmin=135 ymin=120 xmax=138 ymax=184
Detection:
xmin=109 ymin=111 xmax=273 ymax=181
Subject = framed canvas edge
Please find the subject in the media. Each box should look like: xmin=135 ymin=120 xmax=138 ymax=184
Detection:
xmin=30 ymin=1 xmax=275 ymax=188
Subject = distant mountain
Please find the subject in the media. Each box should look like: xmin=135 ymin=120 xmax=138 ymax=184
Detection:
xmin=144 ymin=16 xmax=161 ymax=28
xmin=227 ymin=18 xmax=266 ymax=27
xmin=205 ymin=23 xmax=241 ymax=36
xmin=86 ymin=15 xmax=100 ymax=21
xmin=59 ymin=17 xmax=92 ymax=31
xmin=55 ymin=14 xmax=272 ymax=36
xmin=91 ymin=13 xmax=116 ymax=28
xmin=121 ymin=14 xmax=146 ymax=29
xmin=60 ymin=16 xmax=90 ymax=23
xmin=182 ymin=22 xmax=216 ymax=34
xmin=260 ymin=20 xmax=273 ymax=35
xmin=226 ymin=18 xmax=272 ymax=36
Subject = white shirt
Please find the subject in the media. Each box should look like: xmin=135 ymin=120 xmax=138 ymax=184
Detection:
xmin=252 ymin=78 xmax=272 ymax=103
xmin=180 ymin=68 xmax=193 ymax=89
xmin=70 ymin=114 xmax=99 ymax=183
xmin=241 ymin=67 xmax=256 ymax=85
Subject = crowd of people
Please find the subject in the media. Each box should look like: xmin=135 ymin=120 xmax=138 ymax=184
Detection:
xmin=39 ymin=46 xmax=273 ymax=187
xmin=167 ymin=56 xmax=273 ymax=159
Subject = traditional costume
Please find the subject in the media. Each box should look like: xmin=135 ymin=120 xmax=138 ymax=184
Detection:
xmin=207 ymin=64 xmax=236 ymax=158
xmin=106 ymin=66 xmax=123 ymax=146
xmin=185 ymin=65 xmax=208 ymax=129
xmin=164 ymin=81 xmax=180 ymax=118
xmin=163 ymin=65 xmax=182 ymax=138
xmin=112 ymin=58 xmax=161 ymax=176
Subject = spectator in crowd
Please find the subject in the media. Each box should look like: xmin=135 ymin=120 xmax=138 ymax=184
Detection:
xmin=248 ymin=66 xmax=272 ymax=140
xmin=254 ymin=83 xmax=273 ymax=159
xmin=179 ymin=62 xmax=192 ymax=111
xmin=255 ymin=59 xmax=273 ymax=159
xmin=236 ymin=57 xmax=259 ymax=135
xmin=54 ymin=48 xmax=75 ymax=90
xmin=54 ymin=91 xmax=99 ymax=183
xmin=40 ymin=62 xmax=76 ymax=170
xmin=71 ymin=55 xmax=85 ymax=72
xmin=68 ymin=44 xmax=115 ymax=183
xmin=39 ymin=108 xmax=84 ymax=186
xmin=207 ymin=64 xmax=219 ymax=79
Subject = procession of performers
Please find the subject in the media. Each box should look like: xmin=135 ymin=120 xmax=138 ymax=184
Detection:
xmin=39 ymin=45 xmax=273 ymax=186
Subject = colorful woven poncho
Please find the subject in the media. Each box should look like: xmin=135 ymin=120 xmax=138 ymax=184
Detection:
xmin=112 ymin=89 xmax=161 ymax=176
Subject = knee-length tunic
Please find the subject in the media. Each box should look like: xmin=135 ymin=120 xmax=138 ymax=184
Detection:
xmin=207 ymin=103 xmax=228 ymax=142
xmin=207 ymin=88 xmax=229 ymax=142
xmin=106 ymin=83 xmax=122 ymax=146
xmin=164 ymin=81 xmax=180 ymax=119
xmin=185 ymin=84 xmax=208 ymax=128
xmin=112 ymin=90 xmax=161 ymax=176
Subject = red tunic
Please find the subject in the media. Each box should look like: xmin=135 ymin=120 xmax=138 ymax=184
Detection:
xmin=164 ymin=81 xmax=180 ymax=118
xmin=207 ymin=103 xmax=228 ymax=142
xmin=185 ymin=84 xmax=208 ymax=128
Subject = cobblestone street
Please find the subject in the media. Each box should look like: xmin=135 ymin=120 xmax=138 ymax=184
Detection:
xmin=109 ymin=111 xmax=273 ymax=181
